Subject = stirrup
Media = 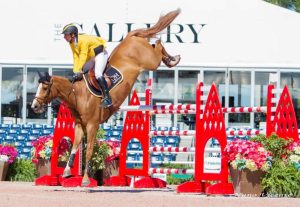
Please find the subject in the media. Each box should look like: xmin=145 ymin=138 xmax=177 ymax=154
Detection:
xmin=100 ymin=97 xmax=113 ymax=108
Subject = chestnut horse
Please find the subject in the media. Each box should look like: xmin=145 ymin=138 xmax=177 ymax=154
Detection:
xmin=31 ymin=9 xmax=181 ymax=186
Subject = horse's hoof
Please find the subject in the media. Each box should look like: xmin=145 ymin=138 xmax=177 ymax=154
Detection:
xmin=169 ymin=55 xmax=181 ymax=67
xmin=163 ymin=55 xmax=181 ymax=68
xmin=62 ymin=168 xmax=72 ymax=178
xmin=81 ymin=179 xmax=90 ymax=187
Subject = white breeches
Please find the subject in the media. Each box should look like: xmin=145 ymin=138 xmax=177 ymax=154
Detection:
xmin=95 ymin=50 xmax=108 ymax=79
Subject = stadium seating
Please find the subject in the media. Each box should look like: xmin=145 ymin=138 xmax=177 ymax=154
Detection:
xmin=0 ymin=123 xmax=54 ymax=159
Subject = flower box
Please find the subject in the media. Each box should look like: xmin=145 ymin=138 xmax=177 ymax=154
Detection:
xmin=103 ymin=158 xmax=119 ymax=179
xmin=35 ymin=159 xmax=51 ymax=177
xmin=229 ymin=166 xmax=265 ymax=196
xmin=0 ymin=161 xmax=9 ymax=181
xmin=0 ymin=145 xmax=18 ymax=181
xmin=95 ymin=158 xmax=119 ymax=186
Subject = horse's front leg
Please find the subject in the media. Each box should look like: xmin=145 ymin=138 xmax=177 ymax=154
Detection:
xmin=62 ymin=123 xmax=84 ymax=178
xmin=81 ymin=124 xmax=98 ymax=187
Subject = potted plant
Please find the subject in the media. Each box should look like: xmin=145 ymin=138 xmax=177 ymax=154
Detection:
xmin=223 ymin=138 xmax=272 ymax=196
xmin=225 ymin=134 xmax=300 ymax=197
xmin=0 ymin=144 xmax=18 ymax=180
xmin=87 ymin=128 xmax=120 ymax=185
xmin=255 ymin=135 xmax=300 ymax=197
xmin=31 ymin=135 xmax=53 ymax=177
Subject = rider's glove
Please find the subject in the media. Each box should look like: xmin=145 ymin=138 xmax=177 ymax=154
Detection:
xmin=73 ymin=73 xmax=80 ymax=80
xmin=70 ymin=73 xmax=82 ymax=82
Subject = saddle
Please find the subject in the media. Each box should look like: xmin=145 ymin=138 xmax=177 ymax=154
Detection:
xmin=82 ymin=59 xmax=123 ymax=97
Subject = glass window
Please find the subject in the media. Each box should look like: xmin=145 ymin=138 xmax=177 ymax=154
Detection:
xmin=228 ymin=70 xmax=251 ymax=125
xmin=26 ymin=67 xmax=49 ymax=123
xmin=281 ymin=72 xmax=300 ymax=127
xmin=254 ymin=72 xmax=277 ymax=129
xmin=52 ymin=68 xmax=73 ymax=78
xmin=178 ymin=71 xmax=198 ymax=102
xmin=178 ymin=70 xmax=199 ymax=130
xmin=152 ymin=70 xmax=174 ymax=128
xmin=133 ymin=71 xmax=150 ymax=93
xmin=1 ymin=67 xmax=23 ymax=124
xmin=204 ymin=71 xmax=226 ymax=107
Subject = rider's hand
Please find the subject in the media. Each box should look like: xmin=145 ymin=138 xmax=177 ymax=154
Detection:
xmin=73 ymin=73 xmax=80 ymax=80
xmin=70 ymin=73 xmax=82 ymax=82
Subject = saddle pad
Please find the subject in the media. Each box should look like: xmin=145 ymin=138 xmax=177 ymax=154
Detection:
xmin=105 ymin=65 xmax=123 ymax=91
xmin=83 ymin=65 xmax=123 ymax=97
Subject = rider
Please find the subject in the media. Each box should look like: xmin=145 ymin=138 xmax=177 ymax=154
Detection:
xmin=61 ymin=23 xmax=112 ymax=108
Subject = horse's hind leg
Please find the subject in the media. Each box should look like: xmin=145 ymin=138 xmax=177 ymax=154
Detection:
xmin=157 ymin=40 xmax=181 ymax=68
xmin=81 ymin=124 xmax=98 ymax=187
xmin=62 ymin=123 xmax=84 ymax=178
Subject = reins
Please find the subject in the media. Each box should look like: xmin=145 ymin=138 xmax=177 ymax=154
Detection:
xmin=67 ymin=79 xmax=78 ymax=110
xmin=33 ymin=77 xmax=79 ymax=111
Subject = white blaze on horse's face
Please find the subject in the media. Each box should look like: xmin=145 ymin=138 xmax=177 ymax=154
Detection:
xmin=31 ymin=83 xmax=46 ymax=113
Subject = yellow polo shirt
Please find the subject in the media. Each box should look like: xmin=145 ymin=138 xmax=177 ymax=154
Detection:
xmin=70 ymin=34 xmax=106 ymax=73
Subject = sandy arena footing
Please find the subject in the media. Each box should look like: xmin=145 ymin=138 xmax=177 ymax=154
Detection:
xmin=0 ymin=181 xmax=300 ymax=207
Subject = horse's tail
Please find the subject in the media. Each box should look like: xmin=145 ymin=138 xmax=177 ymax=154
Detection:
xmin=129 ymin=8 xmax=181 ymax=38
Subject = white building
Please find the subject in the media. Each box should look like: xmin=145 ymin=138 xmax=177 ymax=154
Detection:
xmin=0 ymin=0 xmax=300 ymax=129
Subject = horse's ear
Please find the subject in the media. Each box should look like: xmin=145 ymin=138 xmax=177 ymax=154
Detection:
xmin=37 ymin=71 xmax=42 ymax=78
xmin=44 ymin=72 xmax=51 ymax=82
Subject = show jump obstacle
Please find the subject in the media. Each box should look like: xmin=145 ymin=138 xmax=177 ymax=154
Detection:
xmin=35 ymin=81 xmax=298 ymax=192
xmin=104 ymin=81 xmax=298 ymax=194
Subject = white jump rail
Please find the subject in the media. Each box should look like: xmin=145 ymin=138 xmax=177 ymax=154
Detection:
xmin=149 ymin=129 xmax=266 ymax=136
xmin=120 ymin=105 xmax=273 ymax=114
xmin=127 ymin=160 xmax=195 ymax=165
xmin=119 ymin=104 xmax=196 ymax=112
xmin=149 ymin=168 xmax=195 ymax=175
xmin=122 ymin=146 xmax=221 ymax=153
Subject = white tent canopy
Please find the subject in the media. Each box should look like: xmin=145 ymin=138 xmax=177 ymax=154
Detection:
xmin=0 ymin=0 xmax=300 ymax=67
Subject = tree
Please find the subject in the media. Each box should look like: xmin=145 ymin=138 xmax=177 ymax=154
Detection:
xmin=264 ymin=0 xmax=300 ymax=12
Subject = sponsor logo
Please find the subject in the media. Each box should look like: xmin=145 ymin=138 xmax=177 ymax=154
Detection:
xmin=110 ymin=72 xmax=121 ymax=84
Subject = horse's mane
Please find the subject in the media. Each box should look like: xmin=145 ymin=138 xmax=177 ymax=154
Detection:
xmin=128 ymin=8 xmax=181 ymax=38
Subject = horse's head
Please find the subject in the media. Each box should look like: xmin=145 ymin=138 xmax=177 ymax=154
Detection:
xmin=31 ymin=72 xmax=53 ymax=113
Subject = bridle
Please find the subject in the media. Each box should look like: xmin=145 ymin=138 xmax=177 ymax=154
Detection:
xmin=33 ymin=79 xmax=53 ymax=109
xmin=33 ymin=76 xmax=78 ymax=110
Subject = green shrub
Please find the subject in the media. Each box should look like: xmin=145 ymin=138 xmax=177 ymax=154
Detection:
xmin=262 ymin=160 xmax=300 ymax=197
xmin=96 ymin=128 xmax=105 ymax=140
xmin=251 ymin=134 xmax=300 ymax=197
xmin=90 ymin=142 xmax=110 ymax=173
xmin=167 ymin=174 xmax=194 ymax=185
xmin=6 ymin=159 xmax=37 ymax=182
xmin=160 ymin=163 xmax=194 ymax=185
xmin=251 ymin=134 xmax=292 ymax=161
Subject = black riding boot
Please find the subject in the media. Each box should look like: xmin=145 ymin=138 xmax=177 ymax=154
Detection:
xmin=97 ymin=76 xmax=112 ymax=108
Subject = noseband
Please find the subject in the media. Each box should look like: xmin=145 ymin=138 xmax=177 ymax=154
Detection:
xmin=33 ymin=80 xmax=53 ymax=108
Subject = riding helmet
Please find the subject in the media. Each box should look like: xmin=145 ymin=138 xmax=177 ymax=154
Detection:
xmin=61 ymin=24 xmax=78 ymax=35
